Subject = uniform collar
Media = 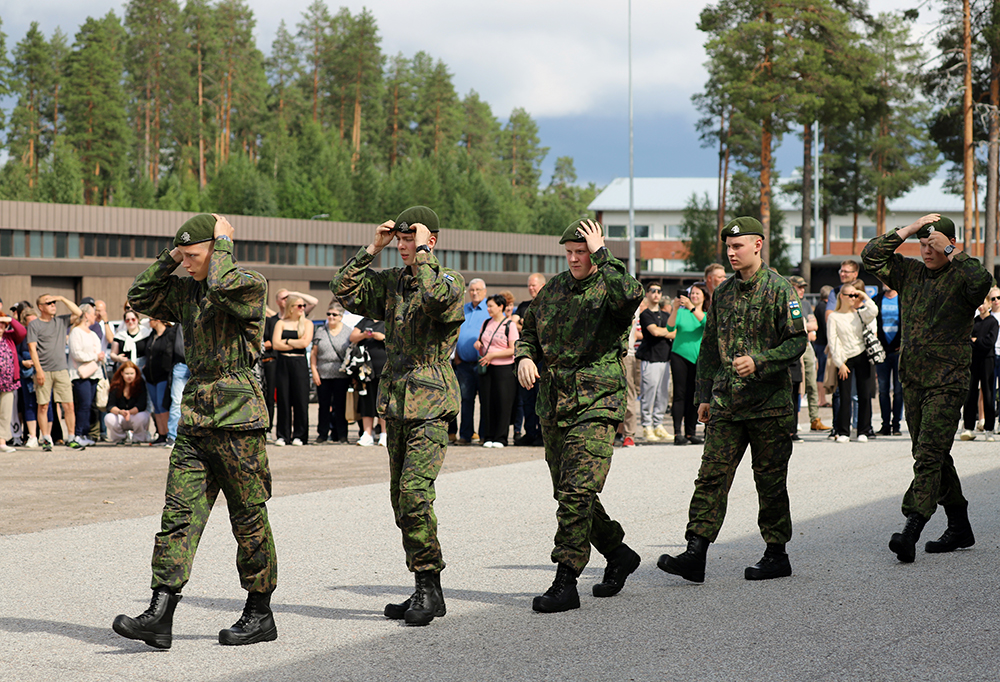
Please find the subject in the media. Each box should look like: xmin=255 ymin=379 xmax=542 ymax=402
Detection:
xmin=736 ymin=262 xmax=768 ymax=291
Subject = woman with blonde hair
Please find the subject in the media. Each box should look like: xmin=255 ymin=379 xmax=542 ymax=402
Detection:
xmin=68 ymin=303 xmax=105 ymax=447
xmin=272 ymin=295 xmax=314 ymax=446
xmin=827 ymin=280 xmax=878 ymax=443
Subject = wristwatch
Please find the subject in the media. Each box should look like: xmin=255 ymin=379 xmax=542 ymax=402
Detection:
xmin=216 ymin=235 xmax=233 ymax=244
xmin=944 ymin=244 xmax=955 ymax=256
xmin=415 ymin=245 xmax=431 ymax=255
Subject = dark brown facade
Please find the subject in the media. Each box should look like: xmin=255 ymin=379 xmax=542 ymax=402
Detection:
xmin=0 ymin=201 xmax=629 ymax=319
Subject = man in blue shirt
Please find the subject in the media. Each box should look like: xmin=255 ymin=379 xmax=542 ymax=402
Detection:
xmin=453 ymin=279 xmax=489 ymax=444
xmin=874 ymin=285 xmax=903 ymax=435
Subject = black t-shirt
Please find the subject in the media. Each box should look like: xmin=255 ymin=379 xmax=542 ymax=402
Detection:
xmin=143 ymin=325 xmax=177 ymax=384
xmin=636 ymin=309 xmax=672 ymax=362
xmin=814 ymin=299 xmax=828 ymax=346
xmin=357 ymin=317 xmax=387 ymax=375
xmin=514 ymin=300 xmax=531 ymax=319
xmin=262 ymin=314 xmax=278 ymax=359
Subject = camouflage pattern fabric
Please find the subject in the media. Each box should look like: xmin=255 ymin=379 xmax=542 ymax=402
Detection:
xmin=862 ymin=230 xmax=994 ymax=520
xmin=127 ymin=241 xmax=269 ymax=431
xmin=129 ymin=240 xmax=276 ymax=595
xmin=899 ymin=385 xmax=967 ymax=518
xmin=695 ymin=263 xmax=807 ymax=419
xmin=385 ymin=418 xmax=448 ymax=573
xmin=515 ymin=248 xmax=644 ymax=427
xmin=686 ymin=413 xmax=795 ymax=544
xmin=330 ymin=246 xmax=464 ymax=573
xmin=151 ymin=429 xmax=275 ymax=593
xmin=542 ymin=419 xmax=626 ymax=574
xmin=515 ymin=247 xmax=640 ymax=573
xmin=330 ymin=247 xmax=464 ymax=420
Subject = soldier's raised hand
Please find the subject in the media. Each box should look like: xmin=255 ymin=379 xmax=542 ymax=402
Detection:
xmin=577 ymin=219 xmax=606 ymax=254
xmin=368 ymin=220 xmax=396 ymax=255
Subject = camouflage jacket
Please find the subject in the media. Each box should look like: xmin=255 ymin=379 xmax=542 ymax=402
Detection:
xmin=514 ymin=248 xmax=642 ymax=427
xmin=696 ymin=263 xmax=807 ymax=420
xmin=862 ymin=229 xmax=994 ymax=389
xmin=127 ymin=241 xmax=268 ymax=432
xmin=330 ymin=247 xmax=464 ymax=421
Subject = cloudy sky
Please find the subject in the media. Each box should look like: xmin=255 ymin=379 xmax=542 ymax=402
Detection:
xmin=2 ymin=0 xmax=942 ymax=187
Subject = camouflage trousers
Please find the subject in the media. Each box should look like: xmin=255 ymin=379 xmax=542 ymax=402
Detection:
xmin=901 ymin=384 xmax=967 ymax=520
xmin=687 ymin=413 xmax=794 ymax=544
xmin=541 ymin=419 xmax=626 ymax=574
xmin=385 ymin=418 xmax=447 ymax=573
xmin=151 ymin=429 xmax=277 ymax=594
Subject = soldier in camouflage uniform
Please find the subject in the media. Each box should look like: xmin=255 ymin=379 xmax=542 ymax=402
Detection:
xmin=862 ymin=214 xmax=993 ymax=563
xmin=112 ymin=213 xmax=277 ymax=649
xmin=330 ymin=206 xmax=464 ymax=626
xmin=515 ymin=219 xmax=644 ymax=613
xmin=658 ymin=217 xmax=806 ymax=584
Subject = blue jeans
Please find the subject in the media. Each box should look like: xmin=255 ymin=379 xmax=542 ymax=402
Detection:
xmin=167 ymin=363 xmax=190 ymax=440
xmin=454 ymin=360 xmax=481 ymax=442
xmin=875 ymin=352 xmax=903 ymax=432
xmin=72 ymin=378 xmax=97 ymax=437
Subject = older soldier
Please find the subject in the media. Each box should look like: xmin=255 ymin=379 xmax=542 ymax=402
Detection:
xmin=516 ymin=219 xmax=643 ymax=613
xmin=113 ymin=214 xmax=276 ymax=649
xmin=862 ymin=214 xmax=993 ymax=562
xmin=658 ymin=217 xmax=806 ymax=583
xmin=331 ymin=206 xmax=464 ymax=626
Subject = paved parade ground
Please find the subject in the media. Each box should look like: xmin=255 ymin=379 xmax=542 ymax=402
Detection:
xmin=2 ymin=420 xmax=1000 ymax=681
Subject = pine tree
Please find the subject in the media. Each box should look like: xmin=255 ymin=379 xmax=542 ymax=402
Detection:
xmin=460 ymin=90 xmax=501 ymax=172
xmin=502 ymin=107 xmax=548 ymax=195
xmin=63 ymin=12 xmax=131 ymax=205
xmin=0 ymin=18 xmax=11 ymax=146
xmin=8 ymin=22 xmax=53 ymax=191
xmin=681 ymin=193 xmax=719 ymax=271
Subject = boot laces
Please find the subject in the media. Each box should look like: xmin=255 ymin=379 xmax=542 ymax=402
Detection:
xmin=233 ymin=598 xmax=262 ymax=630
xmin=544 ymin=567 xmax=574 ymax=597
xmin=138 ymin=591 xmax=168 ymax=622
xmin=903 ymin=515 xmax=923 ymax=536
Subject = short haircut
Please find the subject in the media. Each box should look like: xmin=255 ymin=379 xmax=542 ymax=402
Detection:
xmin=469 ymin=278 xmax=486 ymax=289
xmin=840 ymin=260 xmax=859 ymax=272
xmin=704 ymin=263 xmax=725 ymax=276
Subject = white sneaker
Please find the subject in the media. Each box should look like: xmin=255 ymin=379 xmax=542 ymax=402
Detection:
xmin=79 ymin=436 xmax=96 ymax=447
xmin=856 ymin=434 xmax=868 ymax=443
xmin=960 ymin=430 xmax=976 ymax=441
xmin=492 ymin=442 xmax=505 ymax=449
xmin=274 ymin=438 xmax=286 ymax=447
xmin=358 ymin=432 xmax=374 ymax=447
xmin=0 ymin=443 xmax=15 ymax=453
xmin=976 ymin=419 xmax=985 ymax=432
xmin=482 ymin=441 xmax=494 ymax=448
xmin=835 ymin=435 xmax=850 ymax=444
xmin=988 ymin=434 xmax=996 ymax=442
xmin=291 ymin=438 xmax=303 ymax=446
xmin=25 ymin=436 xmax=38 ymax=449
xmin=378 ymin=432 xmax=387 ymax=447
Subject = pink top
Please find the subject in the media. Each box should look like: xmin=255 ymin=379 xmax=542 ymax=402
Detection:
xmin=478 ymin=316 xmax=518 ymax=366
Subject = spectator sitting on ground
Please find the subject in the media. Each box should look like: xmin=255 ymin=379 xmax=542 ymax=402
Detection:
xmin=105 ymin=361 xmax=151 ymax=444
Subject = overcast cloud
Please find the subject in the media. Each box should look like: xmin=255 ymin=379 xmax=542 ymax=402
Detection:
xmin=2 ymin=1 xmax=944 ymax=185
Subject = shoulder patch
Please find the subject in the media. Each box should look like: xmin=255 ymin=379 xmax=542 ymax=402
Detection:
xmin=443 ymin=273 xmax=455 ymax=282
xmin=789 ymin=301 xmax=802 ymax=319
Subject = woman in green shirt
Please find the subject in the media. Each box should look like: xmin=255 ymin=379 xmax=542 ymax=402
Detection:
xmin=668 ymin=282 xmax=707 ymax=445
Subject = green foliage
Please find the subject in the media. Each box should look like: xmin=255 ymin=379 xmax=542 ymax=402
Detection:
xmin=680 ymin=193 xmax=718 ymax=271
xmin=0 ymin=2 xmax=592 ymax=236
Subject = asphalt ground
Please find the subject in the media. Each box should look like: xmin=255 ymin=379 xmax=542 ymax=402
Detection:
xmin=2 ymin=412 xmax=1000 ymax=682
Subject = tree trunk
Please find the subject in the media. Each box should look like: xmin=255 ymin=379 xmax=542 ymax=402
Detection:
xmin=801 ymin=121 xmax=813 ymax=283
xmin=716 ymin=110 xmax=727 ymax=264
xmin=197 ymin=41 xmax=206 ymax=188
xmin=964 ymin=0 xmax=975 ymax=249
xmin=390 ymin=83 xmax=399 ymax=169
xmin=760 ymin=116 xmax=772 ymax=265
xmin=988 ymin=45 xmax=999 ymax=273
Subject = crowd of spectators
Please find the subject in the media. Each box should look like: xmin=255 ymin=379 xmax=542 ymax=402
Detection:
xmin=5 ymin=253 xmax=996 ymax=454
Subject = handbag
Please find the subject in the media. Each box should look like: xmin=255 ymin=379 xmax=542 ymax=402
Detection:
xmin=94 ymin=365 xmax=110 ymax=410
xmin=859 ymin=312 xmax=886 ymax=364
xmin=476 ymin=318 xmax=511 ymax=376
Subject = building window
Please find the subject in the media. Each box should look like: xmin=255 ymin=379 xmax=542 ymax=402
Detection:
xmin=861 ymin=225 xmax=876 ymax=240
xmin=607 ymin=225 xmax=626 ymax=239
xmin=0 ymin=230 xmax=12 ymax=257
xmin=667 ymin=225 xmax=684 ymax=239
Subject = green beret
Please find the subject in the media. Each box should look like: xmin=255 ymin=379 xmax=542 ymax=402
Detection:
xmin=394 ymin=206 xmax=440 ymax=233
xmin=721 ymin=217 xmax=765 ymax=240
xmin=175 ymin=213 xmax=216 ymax=247
xmin=559 ymin=219 xmax=602 ymax=244
xmin=916 ymin=216 xmax=956 ymax=240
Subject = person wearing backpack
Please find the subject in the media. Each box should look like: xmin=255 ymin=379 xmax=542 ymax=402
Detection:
xmin=475 ymin=294 xmax=519 ymax=448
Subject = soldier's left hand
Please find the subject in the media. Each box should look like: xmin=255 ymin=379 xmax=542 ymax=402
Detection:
xmin=698 ymin=403 xmax=711 ymax=423
xmin=577 ymin=219 xmax=606 ymax=254
xmin=926 ymin=230 xmax=952 ymax=254
xmin=733 ymin=355 xmax=756 ymax=378
xmin=413 ymin=222 xmax=432 ymax=248
xmin=212 ymin=213 xmax=235 ymax=241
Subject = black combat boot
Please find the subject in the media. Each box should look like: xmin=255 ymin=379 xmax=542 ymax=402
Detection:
xmin=925 ymin=502 xmax=975 ymax=553
xmin=219 ymin=591 xmax=278 ymax=645
xmin=889 ymin=513 xmax=927 ymax=563
xmin=532 ymin=563 xmax=580 ymax=613
xmin=112 ymin=588 xmax=181 ymax=649
xmin=593 ymin=543 xmax=641 ymax=598
xmin=745 ymin=543 xmax=792 ymax=580
xmin=403 ymin=571 xmax=445 ymax=626
xmin=657 ymin=534 xmax=709 ymax=583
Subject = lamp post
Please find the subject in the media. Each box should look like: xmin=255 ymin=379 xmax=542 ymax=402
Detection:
xmin=627 ymin=0 xmax=636 ymax=277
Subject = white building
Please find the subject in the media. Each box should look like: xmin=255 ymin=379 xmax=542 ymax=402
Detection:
xmin=589 ymin=176 xmax=982 ymax=274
